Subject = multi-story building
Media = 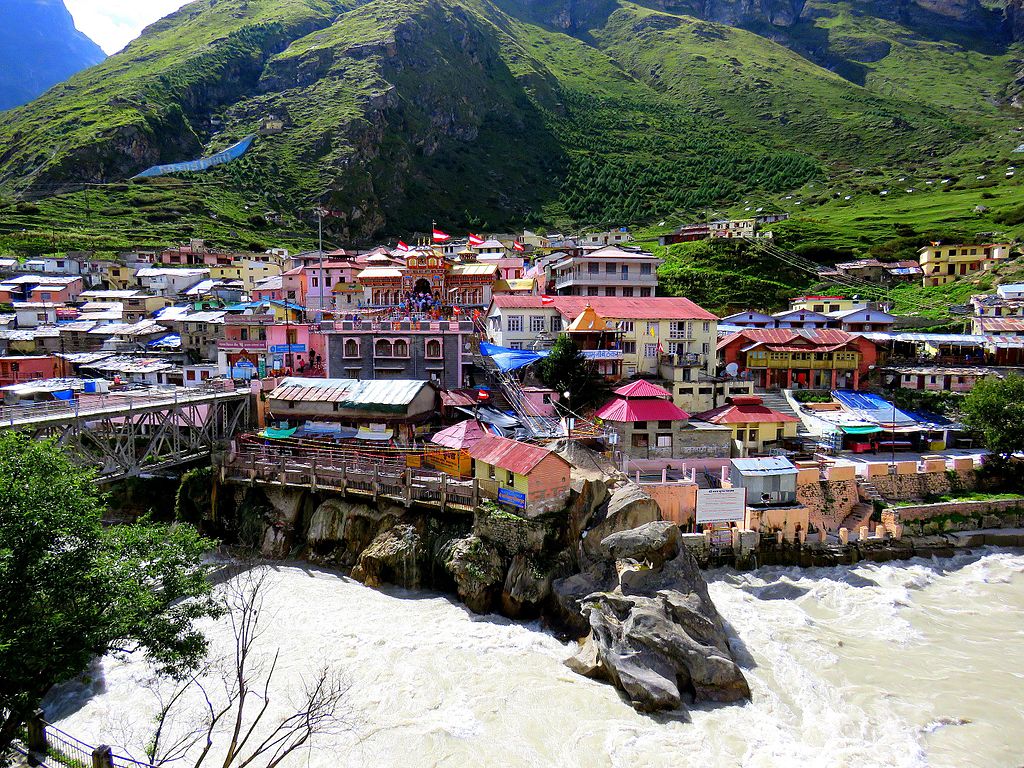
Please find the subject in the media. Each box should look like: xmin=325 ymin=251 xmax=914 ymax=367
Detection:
xmin=0 ymin=275 xmax=83 ymax=304
xmin=357 ymin=252 xmax=496 ymax=308
xmin=919 ymin=242 xmax=1012 ymax=287
xmin=550 ymin=246 xmax=659 ymax=298
xmin=718 ymin=328 xmax=880 ymax=390
xmin=179 ymin=311 xmax=227 ymax=363
xmin=209 ymin=260 xmax=283 ymax=292
xmin=78 ymin=290 xmax=173 ymax=322
xmin=579 ymin=229 xmax=634 ymax=247
xmin=135 ymin=268 xmax=210 ymax=297
xmin=324 ymin=318 xmax=474 ymax=389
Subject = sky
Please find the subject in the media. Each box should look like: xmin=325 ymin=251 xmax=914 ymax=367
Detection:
xmin=65 ymin=0 xmax=191 ymax=55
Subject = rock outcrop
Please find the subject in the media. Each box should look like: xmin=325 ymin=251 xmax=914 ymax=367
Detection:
xmin=351 ymin=523 xmax=424 ymax=589
xmin=441 ymin=534 xmax=506 ymax=613
xmin=581 ymin=482 xmax=661 ymax=563
xmin=565 ymin=521 xmax=750 ymax=713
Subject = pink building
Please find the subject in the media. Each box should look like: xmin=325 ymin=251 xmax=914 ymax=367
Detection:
xmin=28 ymin=277 xmax=83 ymax=303
xmin=0 ymin=355 xmax=66 ymax=386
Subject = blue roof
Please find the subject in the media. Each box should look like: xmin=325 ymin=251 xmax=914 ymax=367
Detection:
xmin=731 ymin=457 xmax=797 ymax=475
xmin=832 ymin=390 xmax=918 ymax=427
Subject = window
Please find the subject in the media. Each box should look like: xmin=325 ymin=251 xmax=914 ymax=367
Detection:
xmin=622 ymin=341 xmax=636 ymax=354
xmin=507 ymin=315 xmax=524 ymax=332
xmin=259 ymin=328 xmax=268 ymax=341
xmin=643 ymin=343 xmax=658 ymax=358
xmin=587 ymin=287 xmax=599 ymax=296
xmin=622 ymin=287 xmax=634 ymax=297
xmin=619 ymin=321 xmax=634 ymax=333
xmin=530 ymin=315 xmax=546 ymax=333
xmin=749 ymin=430 xmax=759 ymax=442
xmin=393 ymin=339 xmax=409 ymax=357
xmin=425 ymin=339 xmax=442 ymax=358
xmin=375 ymin=339 xmax=392 ymax=357
xmin=646 ymin=322 xmax=658 ymax=335
xmin=656 ymin=434 xmax=672 ymax=448
xmin=588 ymin=262 xmax=599 ymax=274
xmin=658 ymin=420 xmax=673 ymax=429
xmin=606 ymin=263 xmax=616 ymax=274
xmin=488 ymin=464 xmax=496 ymax=480
xmin=735 ymin=429 xmax=745 ymax=441
xmin=286 ymin=329 xmax=297 ymax=344
xmin=621 ymin=265 xmax=628 ymax=279
xmin=631 ymin=433 xmax=649 ymax=448
xmin=550 ymin=316 xmax=562 ymax=333
xmin=640 ymin=264 xmax=651 ymax=275
xmin=703 ymin=321 xmax=710 ymax=333
xmin=633 ymin=421 xmax=647 ymax=430
xmin=639 ymin=287 xmax=651 ymax=297
xmin=670 ymin=321 xmax=690 ymax=337
xmin=240 ymin=329 xmax=248 ymax=341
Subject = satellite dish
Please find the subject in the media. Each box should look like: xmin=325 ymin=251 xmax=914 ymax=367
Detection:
xmin=761 ymin=493 xmax=771 ymax=502
xmin=726 ymin=362 xmax=739 ymax=377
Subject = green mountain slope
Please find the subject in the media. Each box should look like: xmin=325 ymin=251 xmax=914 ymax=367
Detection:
xmin=0 ymin=0 xmax=1023 ymax=249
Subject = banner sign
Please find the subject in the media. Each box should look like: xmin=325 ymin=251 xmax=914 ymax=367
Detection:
xmin=269 ymin=344 xmax=306 ymax=353
xmin=696 ymin=487 xmax=746 ymax=523
xmin=497 ymin=487 xmax=527 ymax=509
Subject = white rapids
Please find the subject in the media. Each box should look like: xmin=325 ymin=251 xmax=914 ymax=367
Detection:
xmin=46 ymin=549 xmax=1024 ymax=767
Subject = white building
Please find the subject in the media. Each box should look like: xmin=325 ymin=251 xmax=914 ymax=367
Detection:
xmin=135 ymin=267 xmax=211 ymax=297
xmin=550 ymin=245 xmax=659 ymax=298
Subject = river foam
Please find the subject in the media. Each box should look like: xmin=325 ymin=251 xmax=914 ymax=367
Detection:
xmin=47 ymin=550 xmax=1024 ymax=767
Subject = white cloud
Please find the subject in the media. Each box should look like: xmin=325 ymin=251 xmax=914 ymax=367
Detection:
xmin=65 ymin=0 xmax=191 ymax=55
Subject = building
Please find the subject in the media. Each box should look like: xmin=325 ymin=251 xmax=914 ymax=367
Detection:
xmin=580 ymin=229 xmax=635 ymax=246
xmin=718 ymin=328 xmax=879 ymax=390
xmin=135 ymin=268 xmax=210 ymax=297
xmin=727 ymin=457 xmax=807 ymax=534
xmin=658 ymin=214 xmax=788 ymax=245
xmin=0 ymin=355 xmax=66 ymax=386
xmin=789 ymin=295 xmax=859 ymax=313
xmin=78 ymin=290 xmax=173 ymax=322
xmin=0 ymin=275 xmax=83 ymax=304
xmin=468 ymin=434 xmax=571 ymax=515
xmin=826 ymin=307 xmax=895 ymax=333
xmin=549 ymin=245 xmax=659 ymax=298
xmin=997 ymin=283 xmax=1024 ymax=300
xmin=325 ymin=318 xmax=473 ymax=389
xmin=357 ymin=251 xmax=497 ymax=309
xmin=918 ymin=242 xmax=1012 ymax=287
xmin=973 ymin=316 xmax=1024 ymax=336
xmin=693 ymin=395 xmax=800 ymax=457
xmin=208 ymin=260 xmax=283 ymax=292
xmin=217 ymin=314 xmax=324 ymax=378
xmin=486 ymin=296 xmax=718 ymax=378
xmin=178 ymin=310 xmax=227 ymax=362
xmin=266 ymin=377 xmax=439 ymax=444
xmin=103 ymin=263 xmax=139 ymax=291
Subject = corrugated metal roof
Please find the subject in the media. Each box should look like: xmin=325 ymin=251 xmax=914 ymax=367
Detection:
xmin=490 ymin=296 xmax=717 ymax=321
xmin=356 ymin=267 xmax=403 ymax=279
xmin=450 ymin=263 xmax=497 ymax=276
xmin=269 ymin=377 xmax=433 ymax=413
xmin=613 ymin=380 xmax=672 ymax=398
xmin=467 ymin=434 xmax=564 ymax=475
xmin=731 ymin=457 xmax=798 ymax=475
xmin=594 ymin=397 xmax=689 ymax=422
xmin=693 ymin=402 xmax=799 ymax=425
xmin=431 ymin=419 xmax=487 ymax=449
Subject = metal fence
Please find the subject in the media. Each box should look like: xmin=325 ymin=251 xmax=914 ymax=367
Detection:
xmin=19 ymin=711 xmax=153 ymax=768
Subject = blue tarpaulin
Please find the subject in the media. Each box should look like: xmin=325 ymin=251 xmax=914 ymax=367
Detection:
xmin=479 ymin=341 xmax=549 ymax=372
xmin=832 ymin=390 xmax=918 ymax=428
xmin=52 ymin=390 xmax=75 ymax=401
xmin=132 ymin=135 xmax=256 ymax=179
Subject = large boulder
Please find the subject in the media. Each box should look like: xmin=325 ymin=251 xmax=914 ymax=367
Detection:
xmin=564 ymin=523 xmax=750 ymax=713
xmin=502 ymin=552 xmax=554 ymax=616
xmin=351 ymin=523 xmax=424 ymax=588
xmin=441 ymin=534 xmax=506 ymax=614
xmin=581 ymin=483 xmax=661 ymax=562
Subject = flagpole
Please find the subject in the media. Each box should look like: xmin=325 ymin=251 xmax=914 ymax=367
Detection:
xmin=317 ymin=207 xmax=325 ymax=317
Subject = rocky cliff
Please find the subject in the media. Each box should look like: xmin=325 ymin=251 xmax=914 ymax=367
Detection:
xmin=0 ymin=0 xmax=105 ymax=111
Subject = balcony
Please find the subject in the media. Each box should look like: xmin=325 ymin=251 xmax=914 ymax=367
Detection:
xmin=552 ymin=271 xmax=658 ymax=290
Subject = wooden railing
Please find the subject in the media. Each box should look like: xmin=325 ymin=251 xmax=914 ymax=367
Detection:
xmin=222 ymin=448 xmax=480 ymax=512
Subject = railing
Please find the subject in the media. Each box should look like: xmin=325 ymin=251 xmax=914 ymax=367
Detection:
xmin=19 ymin=711 xmax=153 ymax=768
xmin=223 ymin=446 xmax=480 ymax=512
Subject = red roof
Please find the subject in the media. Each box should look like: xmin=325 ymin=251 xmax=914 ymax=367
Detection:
xmin=693 ymin=402 xmax=800 ymax=425
xmin=718 ymin=328 xmax=860 ymax=351
xmin=431 ymin=419 xmax=488 ymax=449
xmin=595 ymin=397 xmax=690 ymax=422
xmin=490 ymin=295 xmax=717 ymax=321
xmin=467 ymin=434 xmax=565 ymax=474
xmin=613 ymin=379 xmax=673 ymax=398
xmin=440 ymin=388 xmax=480 ymax=408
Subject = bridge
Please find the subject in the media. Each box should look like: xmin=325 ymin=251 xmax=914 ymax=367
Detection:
xmin=0 ymin=384 xmax=250 ymax=482
xmin=220 ymin=436 xmax=480 ymax=513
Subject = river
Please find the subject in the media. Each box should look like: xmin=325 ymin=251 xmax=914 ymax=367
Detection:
xmin=46 ymin=549 xmax=1024 ymax=767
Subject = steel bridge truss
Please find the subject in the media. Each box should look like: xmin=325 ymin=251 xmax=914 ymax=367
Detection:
xmin=11 ymin=393 xmax=249 ymax=482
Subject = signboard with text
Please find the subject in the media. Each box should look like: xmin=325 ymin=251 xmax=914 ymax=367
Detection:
xmin=270 ymin=344 xmax=307 ymax=354
xmin=696 ymin=488 xmax=746 ymax=524
xmin=497 ymin=486 xmax=527 ymax=509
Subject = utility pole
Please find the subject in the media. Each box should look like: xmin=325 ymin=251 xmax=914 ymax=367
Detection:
xmin=317 ymin=207 xmax=326 ymax=319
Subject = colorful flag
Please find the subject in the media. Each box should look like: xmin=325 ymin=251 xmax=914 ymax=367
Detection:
xmin=512 ymin=240 xmax=525 ymax=252
xmin=541 ymin=295 xmax=554 ymax=305
xmin=468 ymin=233 xmax=485 ymax=246
xmin=432 ymin=228 xmax=450 ymax=242
xmin=396 ymin=241 xmax=411 ymax=252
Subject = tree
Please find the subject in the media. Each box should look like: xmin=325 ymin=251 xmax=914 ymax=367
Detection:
xmin=140 ymin=567 xmax=351 ymax=768
xmin=961 ymin=373 xmax=1024 ymax=464
xmin=536 ymin=335 xmax=609 ymax=411
xmin=0 ymin=433 xmax=220 ymax=756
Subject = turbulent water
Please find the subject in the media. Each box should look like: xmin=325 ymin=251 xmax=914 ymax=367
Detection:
xmin=47 ymin=550 xmax=1024 ymax=767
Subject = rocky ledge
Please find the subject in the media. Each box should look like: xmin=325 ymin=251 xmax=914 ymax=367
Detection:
xmin=562 ymin=521 xmax=751 ymax=713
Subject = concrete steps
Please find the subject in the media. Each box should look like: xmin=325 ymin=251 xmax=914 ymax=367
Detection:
xmin=840 ymin=502 xmax=875 ymax=533
xmin=756 ymin=388 xmax=814 ymax=437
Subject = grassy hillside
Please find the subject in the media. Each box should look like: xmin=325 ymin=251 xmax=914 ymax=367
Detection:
xmin=1 ymin=0 xmax=1024 ymax=255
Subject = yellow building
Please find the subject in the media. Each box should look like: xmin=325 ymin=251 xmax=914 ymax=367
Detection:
xmin=103 ymin=263 xmax=138 ymax=291
xmin=919 ymin=243 xmax=1012 ymax=287
xmin=789 ymin=295 xmax=859 ymax=313
xmin=210 ymin=261 xmax=283 ymax=291
xmin=692 ymin=396 xmax=801 ymax=458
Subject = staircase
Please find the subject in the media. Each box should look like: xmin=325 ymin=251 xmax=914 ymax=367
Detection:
xmin=756 ymin=388 xmax=814 ymax=439
xmin=840 ymin=502 xmax=875 ymax=534
xmin=857 ymin=476 xmax=884 ymax=504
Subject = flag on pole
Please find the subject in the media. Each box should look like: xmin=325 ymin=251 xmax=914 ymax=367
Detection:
xmin=541 ymin=295 xmax=554 ymax=305
xmin=512 ymin=240 xmax=525 ymax=252
xmin=315 ymin=207 xmax=344 ymax=218
xmin=432 ymin=228 xmax=450 ymax=242
xmin=396 ymin=241 xmax=411 ymax=252
xmin=468 ymin=233 xmax=484 ymax=246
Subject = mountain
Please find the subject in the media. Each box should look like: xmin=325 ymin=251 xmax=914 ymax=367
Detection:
xmin=0 ymin=0 xmax=1022 ymax=248
xmin=0 ymin=0 xmax=106 ymax=112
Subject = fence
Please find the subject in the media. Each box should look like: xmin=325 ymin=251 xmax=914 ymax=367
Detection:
xmin=19 ymin=710 xmax=153 ymax=768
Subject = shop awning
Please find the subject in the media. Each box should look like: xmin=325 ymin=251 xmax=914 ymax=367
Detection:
xmin=356 ymin=427 xmax=393 ymax=441
xmin=839 ymin=425 xmax=883 ymax=435
xmin=259 ymin=426 xmax=297 ymax=439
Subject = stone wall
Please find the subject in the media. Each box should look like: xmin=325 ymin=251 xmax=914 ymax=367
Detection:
xmin=797 ymin=478 xmax=859 ymax=531
xmin=473 ymin=502 xmax=549 ymax=555
xmin=888 ymin=498 xmax=1024 ymax=522
xmin=869 ymin=468 xmax=976 ymax=501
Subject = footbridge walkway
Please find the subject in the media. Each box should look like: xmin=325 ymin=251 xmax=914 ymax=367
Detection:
xmin=0 ymin=384 xmax=250 ymax=482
